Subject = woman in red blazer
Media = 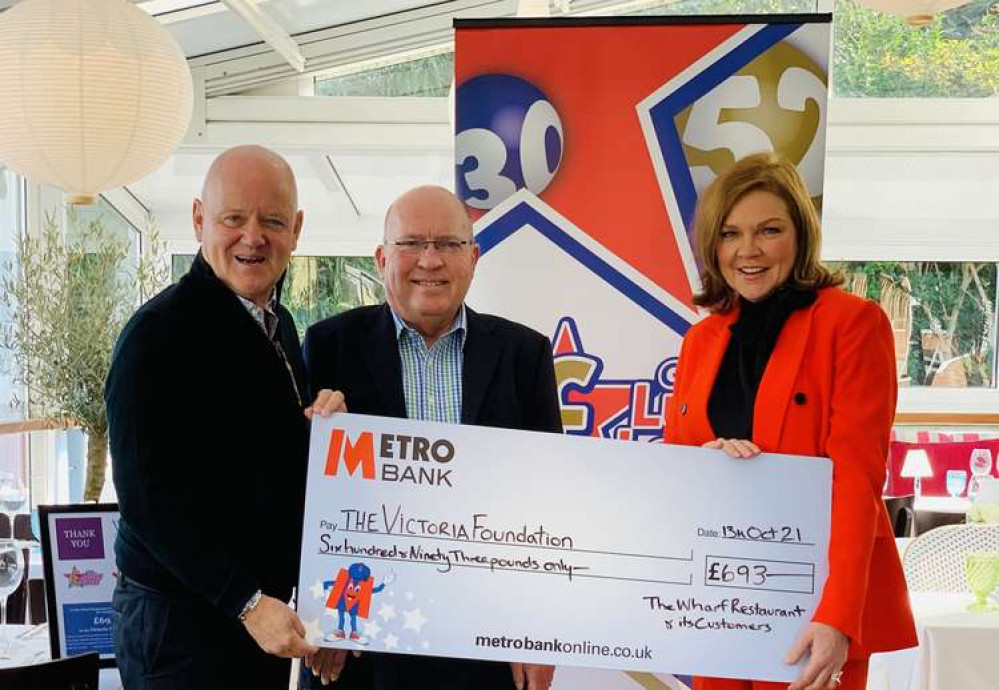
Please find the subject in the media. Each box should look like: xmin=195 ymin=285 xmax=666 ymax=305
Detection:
xmin=665 ymin=153 xmax=916 ymax=690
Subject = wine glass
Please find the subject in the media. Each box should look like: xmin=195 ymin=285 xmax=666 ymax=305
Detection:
xmin=970 ymin=448 xmax=994 ymax=476
xmin=946 ymin=469 xmax=968 ymax=498
xmin=968 ymin=449 xmax=994 ymax=501
xmin=0 ymin=539 xmax=24 ymax=658
xmin=965 ymin=553 xmax=999 ymax=613
xmin=0 ymin=473 xmax=26 ymax=540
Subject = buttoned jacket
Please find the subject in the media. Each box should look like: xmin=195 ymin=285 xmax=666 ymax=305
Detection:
xmin=303 ymin=303 xmax=562 ymax=690
xmin=666 ymin=287 xmax=917 ymax=657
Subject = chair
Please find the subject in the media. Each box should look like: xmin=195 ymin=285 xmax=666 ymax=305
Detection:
xmin=914 ymin=509 xmax=966 ymax=536
xmin=0 ymin=652 xmax=99 ymax=690
xmin=13 ymin=514 xmax=33 ymax=541
xmin=28 ymin=578 xmax=46 ymax=624
xmin=883 ymin=495 xmax=915 ymax=537
xmin=902 ymin=523 xmax=999 ymax=592
xmin=2 ymin=544 xmax=30 ymax=624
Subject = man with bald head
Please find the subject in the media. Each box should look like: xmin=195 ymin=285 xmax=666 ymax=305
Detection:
xmin=302 ymin=185 xmax=562 ymax=690
xmin=107 ymin=145 xmax=341 ymax=689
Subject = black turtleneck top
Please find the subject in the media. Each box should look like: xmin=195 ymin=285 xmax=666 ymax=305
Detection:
xmin=707 ymin=286 xmax=817 ymax=440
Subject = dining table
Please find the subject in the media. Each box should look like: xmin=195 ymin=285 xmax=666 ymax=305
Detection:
xmin=913 ymin=496 xmax=972 ymax=514
xmin=0 ymin=624 xmax=122 ymax=689
xmin=867 ymin=591 xmax=999 ymax=690
xmin=1 ymin=623 xmax=310 ymax=689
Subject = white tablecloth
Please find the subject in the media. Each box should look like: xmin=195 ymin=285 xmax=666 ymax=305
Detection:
xmin=0 ymin=624 xmax=122 ymax=689
xmin=4 ymin=624 xmax=305 ymax=689
xmin=867 ymin=592 xmax=999 ymax=690
xmin=913 ymin=496 xmax=970 ymax=514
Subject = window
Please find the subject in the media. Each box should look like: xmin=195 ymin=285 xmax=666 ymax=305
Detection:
xmin=571 ymin=0 xmax=999 ymax=98
xmin=171 ymin=255 xmax=384 ymax=338
xmin=315 ymin=50 xmax=453 ymax=98
xmin=833 ymin=0 xmax=999 ymax=97
xmin=831 ymin=262 xmax=998 ymax=388
xmin=72 ymin=198 xmax=140 ymax=271
xmin=0 ymin=165 xmax=24 ymax=423
xmin=624 ymin=0 xmax=816 ymax=16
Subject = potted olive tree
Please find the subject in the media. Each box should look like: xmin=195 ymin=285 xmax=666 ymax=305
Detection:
xmin=0 ymin=209 xmax=167 ymax=501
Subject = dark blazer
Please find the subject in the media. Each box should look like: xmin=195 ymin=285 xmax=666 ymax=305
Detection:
xmin=666 ymin=288 xmax=917 ymax=659
xmin=105 ymin=253 xmax=310 ymax=681
xmin=303 ymin=303 xmax=562 ymax=690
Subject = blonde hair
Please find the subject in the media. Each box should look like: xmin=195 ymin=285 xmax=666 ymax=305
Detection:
xmin=692 ymin=151 xmax=842 ymax=312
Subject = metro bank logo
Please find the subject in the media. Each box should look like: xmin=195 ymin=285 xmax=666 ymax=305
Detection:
xmin=324 ymin=428 xmax=456 ymax=487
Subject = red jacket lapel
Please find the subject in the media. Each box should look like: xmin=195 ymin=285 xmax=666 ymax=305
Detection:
xmin=683 ymin=309 xmax=736 ymax=441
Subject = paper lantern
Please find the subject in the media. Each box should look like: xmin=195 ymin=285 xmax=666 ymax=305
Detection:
xmin=857 ymin=0 xmax=973 ymax=27
xmin=0 ymin=0 xmax=193 ymax=204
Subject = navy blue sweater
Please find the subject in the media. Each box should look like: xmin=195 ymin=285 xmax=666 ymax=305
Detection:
xmin=105 ymin=253 xmax=309 ymax=619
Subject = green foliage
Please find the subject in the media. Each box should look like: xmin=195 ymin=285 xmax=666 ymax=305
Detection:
xmin=0 ymin=210 xmax=168 ymax=500
xmin=635 ymin=0 xmax=813 ymax=14
xmin=833 ymin=0 xmax=999 ymax=97
xmin=316 ymin=52 xmax=454 ymax=98
xmin=171 ymin=253 xmax=195 ymax=280
xmin=283 ymin=256 xmax=384 ymax=338
xmin=311 ymin=0 xmax=998 ymax=100
xmin=171 ymin=254 xmax=385 ymax=339
xmin=632 ymin=0 xmax=999 ymax=97
xmin=835 ymin=261 xmax=996 ymax=386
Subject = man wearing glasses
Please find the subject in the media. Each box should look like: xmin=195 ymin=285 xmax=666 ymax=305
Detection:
xmin=301 ymin=185 xmax=562 ymax=690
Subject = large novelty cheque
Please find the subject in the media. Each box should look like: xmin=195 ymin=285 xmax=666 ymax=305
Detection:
xmin=298 ymin=413 xmax=831 ymax=682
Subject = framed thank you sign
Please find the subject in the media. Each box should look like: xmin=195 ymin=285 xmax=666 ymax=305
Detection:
xmin=39 ymin=503 xmax=120 ymax=668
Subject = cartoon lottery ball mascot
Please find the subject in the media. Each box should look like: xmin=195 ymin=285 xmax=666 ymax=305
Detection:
xmin=324 ymin=562 xmax=393 ymax=644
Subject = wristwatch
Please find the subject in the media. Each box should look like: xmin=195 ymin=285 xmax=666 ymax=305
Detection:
xmin=238 ymin=589 xmax=263 ymax=622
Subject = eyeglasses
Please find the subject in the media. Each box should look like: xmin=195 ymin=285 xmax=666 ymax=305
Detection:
xmin=386 ymin=238 xmax=473 ymax=255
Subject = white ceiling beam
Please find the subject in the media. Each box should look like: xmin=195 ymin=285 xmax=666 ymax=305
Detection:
xmin=189 ymin=0 xmax=517 ymax=96
xmin=827 ymin=99 xmax=999 ymax=152
xmin=101 ymin=186 xmax=153 ymax=233
xmin=516 ymin=0 xmax=550 ymax=16
xmin=141 ymin=2 xmax=228 ymax=26
xmin=182 ymin=95 xmax=451 ymax=150
xmin=189 ymin=120 xmax=450 ymax=151
xmin=219 ymin=0 xmax=306 ymax=73
xmin=206 ymin=95 xmax=448 ymax=124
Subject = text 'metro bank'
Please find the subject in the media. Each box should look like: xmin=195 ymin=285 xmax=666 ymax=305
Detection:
xmin=324 ymin=428 xmax=456 ymax=487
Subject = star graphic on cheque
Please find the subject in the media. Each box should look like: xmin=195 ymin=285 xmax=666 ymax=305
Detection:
xmin=303 ymin=617 xmax=323 ymax=644
xmin=310 ymin=579 xmax=326 ymax=600
xmin=377 ymin=603 xmax=396 ymax=622
xmin=383 ymin=634 xmax=399 ymax=651
xmin=362 ymin=620 xmax=382 ymax=640
xmin=402 ymin=608 xmax=427 ymax=633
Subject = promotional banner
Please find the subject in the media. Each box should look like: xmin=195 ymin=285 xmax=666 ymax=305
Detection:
xmin=456 ymin=15 xmax=831 ymax=445
xmin=298 ymin=413 xmax=832 ymax=682
xmin=454 ymin=14 xmax=832 ymax=687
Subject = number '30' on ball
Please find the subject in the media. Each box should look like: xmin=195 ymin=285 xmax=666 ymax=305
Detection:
xmin=455 ymin=74 xmax=564 ymax=210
